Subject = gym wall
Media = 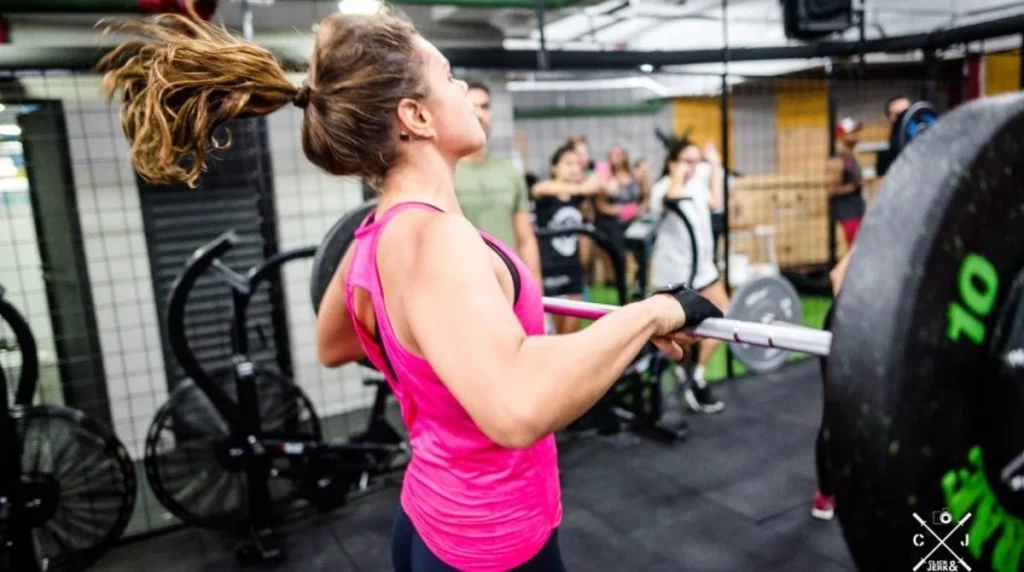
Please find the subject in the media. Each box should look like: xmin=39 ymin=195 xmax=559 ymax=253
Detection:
xmin=512 ymin=87 xmax=673 ymax=179
xmin=9 ymin=75 xmax=165 ymax=458
xmin=0 ymin=154 xmax=56 ymax=376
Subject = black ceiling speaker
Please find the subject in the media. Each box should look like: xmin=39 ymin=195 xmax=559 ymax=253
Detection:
xmin=782 ymin=0 xmax=854 ymax=40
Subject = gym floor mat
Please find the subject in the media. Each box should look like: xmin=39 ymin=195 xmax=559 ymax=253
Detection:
xmin=97 ymin=359 xmax=853 ymax=572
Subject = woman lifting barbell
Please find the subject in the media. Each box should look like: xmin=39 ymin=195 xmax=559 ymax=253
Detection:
xmin=98 ymin=6 xmax=721 ymax=571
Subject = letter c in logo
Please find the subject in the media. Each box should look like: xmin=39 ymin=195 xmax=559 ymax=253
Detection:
xmin=913 ymin=534 xmax=924 ymax=547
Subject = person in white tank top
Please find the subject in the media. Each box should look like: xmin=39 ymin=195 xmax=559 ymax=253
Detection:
xmin=649 ymin=139 xmax=729 ymax=414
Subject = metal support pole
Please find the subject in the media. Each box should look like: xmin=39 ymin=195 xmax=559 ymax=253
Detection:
xmin=534 ymin=0 xmax=550 ymax=71
xmin=240 ymin=0 xmax=254 ymax=42
xmin=923 ymin=49 xmax=939 ymax=103
xmin=720 ymin=72 xmax=734 ymax=379
xmin=856 ymin=0 xmax=867 ymax=74
xmin=826 ymin=59 xmax=838 ymax=269
xmin=721 ymin=0 xmax=735 ymax=379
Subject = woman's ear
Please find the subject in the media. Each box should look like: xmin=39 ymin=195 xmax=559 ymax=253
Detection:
xmin=396 ymin=97 xmax=435 ymax=140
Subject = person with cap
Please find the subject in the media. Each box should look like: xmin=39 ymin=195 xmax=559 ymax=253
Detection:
xmin=826 ymin=117 xmax=866 ymax=248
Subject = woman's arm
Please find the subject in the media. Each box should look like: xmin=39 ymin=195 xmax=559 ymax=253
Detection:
xmin=648 ymin=179 xmax=667 ymax=218
xmin=703 ymin=144 xmax=724 ymax=212
xmin=826 ymin=157 xmax=857 ymax=197
xmin=662 ymin=161 xmax=692 ymax=202
xmin=531 ymin=177 xmax=601 ymax=198
xmin=403 ymin=214 xmax=686 ymax=449
xmin=636 ymin=174 xmax=651 ymax=212
xmin=594 ymin=177 xmax=625 ymax=216
xmin=316 ymin=254 xmax=367 ymax=367
xmin=830 ymin=248 xmax=853 ymax=296
xmin=707 ymin=163 xmax=724 ymax=212
xmin=595 ymin=193 xmax=620 ymax=216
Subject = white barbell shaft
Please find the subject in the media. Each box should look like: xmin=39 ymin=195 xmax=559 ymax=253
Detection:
xmin=543 ymin=297 xmax=833 ymax=358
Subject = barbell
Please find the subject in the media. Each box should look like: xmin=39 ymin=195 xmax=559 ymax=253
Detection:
xmin=541 ymin=296 xmax=830 ymax=356
xmin=310 ymin=93 xmax=1024 ymax=571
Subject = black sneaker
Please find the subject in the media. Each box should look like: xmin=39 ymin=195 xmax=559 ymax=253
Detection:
xmin=683 ymin=383 xmax=725 ymax=414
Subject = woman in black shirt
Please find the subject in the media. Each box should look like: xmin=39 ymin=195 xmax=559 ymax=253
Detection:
xmin=532 ymin=144 xmax=604 ymax=334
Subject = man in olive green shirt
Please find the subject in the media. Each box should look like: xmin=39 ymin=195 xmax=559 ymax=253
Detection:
xmin=455 ymin=81 xmax=542 ymax=281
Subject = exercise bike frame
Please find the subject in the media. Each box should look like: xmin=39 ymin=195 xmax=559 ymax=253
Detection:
xmin=164 ymin=232 xmax=406 ymax=560
xmin=0 ymin=285 xmax=42 ymax=572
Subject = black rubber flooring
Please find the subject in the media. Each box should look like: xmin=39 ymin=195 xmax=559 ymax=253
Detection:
xmin=96 ymin=359 xmax=855 ymax=571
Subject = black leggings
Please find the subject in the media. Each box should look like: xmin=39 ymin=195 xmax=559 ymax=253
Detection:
xmin=816 ymin=305 xmax=835 ymax=497
xmin=391 ymin=506 xmax=567 ymax=572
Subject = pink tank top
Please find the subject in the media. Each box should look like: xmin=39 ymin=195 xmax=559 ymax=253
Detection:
xmin=343 ymin=202 xmax=562 ymax=571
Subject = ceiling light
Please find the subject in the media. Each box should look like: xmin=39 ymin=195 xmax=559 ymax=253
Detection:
xmin=338 ymin=0 xmax=381 ymax=14
xmin=506 ymin=76 xmax=669 ymax=98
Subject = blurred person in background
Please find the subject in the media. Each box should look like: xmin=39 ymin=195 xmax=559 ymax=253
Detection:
xmin=531 ymin=143 xmax=610 ymax=335
xmin=875 ymin=95 xmax=912 ymax=178
xmin=831 ymin=98 xmax=910 ymax=295
xmin=593 ymin=145 xmax=647 ymax=290
xmin=632 ymin=157 xmax=651 ymax=190
xmin=564 ymin=135 xmax=599 ymax=287
xmin=455 ymin=80 xmax=541 ymax=281
xmin=649 ymin=139 xmax=727 ymax=415
xmin=826 ymin=117 xmax=865 ymax=249
xmin=598 ymin=145 xmax=647 ymax=226
xmin=565 ymin=134 xmax=593 ymax=172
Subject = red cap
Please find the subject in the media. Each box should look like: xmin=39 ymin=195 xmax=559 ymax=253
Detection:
xmin=835 ymin=117 xmax=862 ymax=137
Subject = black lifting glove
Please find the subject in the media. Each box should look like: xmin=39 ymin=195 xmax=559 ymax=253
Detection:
xmin=652 ymin=284 xmax=724 ymax=328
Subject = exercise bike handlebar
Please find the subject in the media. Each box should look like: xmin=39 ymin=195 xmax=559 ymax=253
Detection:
xmin=0 ymin=284 xmax=40 ymax=407
xmin=165 ymin=231 xmax=246 ymax=426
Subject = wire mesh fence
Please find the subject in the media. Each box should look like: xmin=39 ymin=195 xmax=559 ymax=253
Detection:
xmin=0 ymin=45 xmax=1016 ymax=548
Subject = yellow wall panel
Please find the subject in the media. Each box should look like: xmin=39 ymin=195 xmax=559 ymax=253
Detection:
xmin=671 ymin=96 xmax=735 ymax=168
xmin=985 ymin=52 xmax=1021 ymax=96
xmin=775 ymin=80 xmax=828 ymax=129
